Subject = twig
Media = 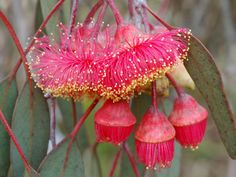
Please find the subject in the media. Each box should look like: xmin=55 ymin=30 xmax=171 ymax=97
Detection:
xmin=83 ymin=0 xmax=104 ymax=26
xmin=123 ymin=143 xmax=141 ymax=177
xmin=50 ymin=98 xmax=57 ymax=148
xmin=165 ymin=73 xmax=184 ymax=97
xmin=71 ymin=98 xmax=77 ymax=127
xmin=109 ymin=149 xmax=122 ymax=177
xmin=68 ymin=0 xmax=79 ymax=34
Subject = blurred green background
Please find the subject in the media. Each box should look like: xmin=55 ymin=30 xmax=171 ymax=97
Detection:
xmin=0 ymin=0 xmax=236 ymax=177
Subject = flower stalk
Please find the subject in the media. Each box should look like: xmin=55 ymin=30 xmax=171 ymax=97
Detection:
xmin=166 ymin=73 xmax=184 ymax=96
xmin=123 ymin=143 xmax=141 ymax=177
xmin=106 ymin=0 xmax=123 ymax=25
xmin=142 ymin=3 xmax=173 ymax=30
xmin=83 ymin=0 xmax=104 ymax=26
xmin=68 ymin=0 xmax=79 ymax=34
xmin=109 ymin=149 xmax=122 ymax=177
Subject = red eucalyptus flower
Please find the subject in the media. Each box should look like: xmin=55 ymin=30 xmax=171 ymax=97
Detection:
xmin=135 ymin=107 xmax=175 ymax=168
xmin=99 ymin=25 xmax=191 ymax=101
xmin=28 ymin=21 xmax=191 ymax=102
xmin=28 ymin=23 xmax=112 ymax=99
xmin=169 ymin=93 xmax=208 ymax=149
xmin=95 ymin=100 xmax=136 ymax=144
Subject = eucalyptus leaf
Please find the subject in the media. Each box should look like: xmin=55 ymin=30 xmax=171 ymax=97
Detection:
xmin=11 ymin=82 xmax=50 ymax=177
xmin=38 ymin=138 xmax=84 ymax=177
xmin=0 ymin=77 xmax=18 ymax=176
xmin=57 ymin=98 xmax=89 ymax=152
xmin=34 ymin=0 xmax=45 ymax=33
xmin=40 ymin=0 xmax=59 ymax=34
xmin=185 ymin=35 xmax=236 ymax=158
xmin=83 ymin=146 xmax=102 ymax=177
xmin=61 ymin=0 xmax=71 ymax=24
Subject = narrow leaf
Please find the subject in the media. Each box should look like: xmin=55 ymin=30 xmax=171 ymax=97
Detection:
xmin=0 ymin=77 xmax=18 ymax=176
xmin=40 ymin=0 xmax=59 ymax=34
xmin=57 ymin=98 xmax=89 ymax=152
xmin=34 ymin=0 xmax=45 ymax=33
xmin=83 ymin=146 xmax=102 ymax=177
xmin=61 ymin=0 xmax=71 ymax=24
xmin=11 ymin=82 xmax=50 ymax=177
xmin=38 ymin=138 xmax=84 ymax=177
xmin=185 ymin=35 xmax=236 ymax=158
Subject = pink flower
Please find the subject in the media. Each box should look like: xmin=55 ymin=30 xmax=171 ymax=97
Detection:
xmin=99 ymin=25 xmax=191 ymax=101
xmin=135 ymin=107 xmax=175 ymax=168
xmin=95 ymin=100 xmax=136 ymax=144
xmin=28 ymin=23 xmax=112 ymax=99
xmin=29 ymin=23 xmax=191 ymax=101
xmin=169 ymin=93 xmax=208 ymax=149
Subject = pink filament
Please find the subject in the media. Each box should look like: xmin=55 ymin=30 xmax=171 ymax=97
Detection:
xmin=95 ymin=123 xmax=134 ymax=144
xmin=174 ymin=119 xmax=207 ymax=148
xmin=135 ymin=139 xmax=174 ymax=168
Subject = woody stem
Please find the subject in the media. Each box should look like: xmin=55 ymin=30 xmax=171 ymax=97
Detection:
xmin=123 ymin=143 xmax=141 ymax=177
xmin=109 ymin=149 xmax=122 ymax=177
xmin=50 ymin=98 xmax=57 ymax=148
xmin=92 ymin=2 xmax=108 ymax=38
xmin=68 ymin=0 xmax=79 ymax=34
xmin=83 ymin=0 xmax=104 ymax=26
xmin=106 ymin=0 xmax=123 ymax=25
xmin=142 ymin=3 xmax=174 ymax=30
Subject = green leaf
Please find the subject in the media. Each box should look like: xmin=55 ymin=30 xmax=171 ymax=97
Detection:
xmin=0 ymin=77 xmax=18 ymax=176
xmin=40 ymin=0 xmax=59 ymax=34
xmin=38 ymin=138 xmax=84 ymax=177
xmin=34 ymin=0 xmax=45 ymax=33
xmin=57 ymin=98 xmax=89 ymax=152
xmin=11 ymin=82 xmax=50 ymax=177
xmin=61 ymin=1 xmax=71 ymax=24
xmin=83 ymin=146 xmax=102 ymax=177
xmin=185 ymin=35 xmax=236 ymax=158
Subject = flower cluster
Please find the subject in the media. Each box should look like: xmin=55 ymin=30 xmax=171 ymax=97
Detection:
xmin=94 ymin=92 xmax=208 ymax=169
xmin=28 ymin=23 xmax=191 ymax=101
xmin=28 ymin=1 xmax=208 ymax=170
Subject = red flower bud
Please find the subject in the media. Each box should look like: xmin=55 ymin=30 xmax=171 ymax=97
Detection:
xmin=95 ymin=100 xmax=136 ymax=145
xmin=169 ymin=93 xmax=208 ymax=149
xmin=135 ymin=107 xmax=175 ymax=168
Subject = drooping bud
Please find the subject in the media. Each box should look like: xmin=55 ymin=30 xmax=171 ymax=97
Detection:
xmin=169 ymin=93 xmax=208 ymax=149
xmin=95 ymin=100 xmax=136 ymax=144
xmin=135 ymin=107 xmax=175 ymax=168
